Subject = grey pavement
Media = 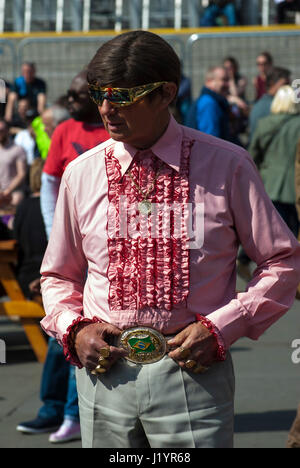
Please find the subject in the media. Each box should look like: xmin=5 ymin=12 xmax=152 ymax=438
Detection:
xmin=0 ymin=273 xmax=299 ymax=449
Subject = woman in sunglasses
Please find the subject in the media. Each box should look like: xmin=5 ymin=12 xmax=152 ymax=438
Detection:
xmin=40 ymin=30 xmax=300 ymax=449
xmin=253 ymin=51 xmax=274 ymax=101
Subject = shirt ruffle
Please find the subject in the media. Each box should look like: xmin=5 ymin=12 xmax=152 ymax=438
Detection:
xmin=105 ymin=140 xmax=194 ymax=313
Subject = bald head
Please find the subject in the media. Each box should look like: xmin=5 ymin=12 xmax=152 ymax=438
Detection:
xmin=42 ymin=105 xmax=69 ymax=137
xmin=21 ymin=62 xmax=36 ymax=83
xmin=70 ymin=70 xmax=89 ymax=93
xmin=205 ymin=66 xmax=229 ymax=97
xmin=67 ymin=69 xmax=99 ymax=123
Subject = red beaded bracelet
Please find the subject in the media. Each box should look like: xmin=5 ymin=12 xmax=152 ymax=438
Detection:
xmin=195 ymin=314 xmax=226 ymax=361
xmin=62 ymin=316 xmax=102 ymax=368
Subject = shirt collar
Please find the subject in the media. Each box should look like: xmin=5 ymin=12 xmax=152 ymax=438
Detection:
xmin=112 ymin=115 xmax=183 ymax=178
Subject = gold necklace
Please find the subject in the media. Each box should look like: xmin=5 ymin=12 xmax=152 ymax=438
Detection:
xmin=127 ymin=162 xmax=163 ymax=215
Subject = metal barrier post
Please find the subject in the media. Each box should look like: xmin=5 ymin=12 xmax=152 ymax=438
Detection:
xmin=82 ymin=0 xmax=91 ymax=32
xmin=262 ymin=0 xmax=270 ymax=26
xmin=174 ymin=0 xmax=182 ymax=30
xmin=56 ymin=0 xmax=64 ymax=33
xmin=142 ymin=0 xmax=150 ymax=29
xmin=0 ymin=0 xmax=5 ymax=34
xmin=115 ymin=0 xmax=123 ymax=32
xmin=24 ymin=0 xmax=32 ymax=33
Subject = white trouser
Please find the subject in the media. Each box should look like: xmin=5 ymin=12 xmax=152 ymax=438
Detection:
xmin=76 ymin=353 xmax=235 ymax=448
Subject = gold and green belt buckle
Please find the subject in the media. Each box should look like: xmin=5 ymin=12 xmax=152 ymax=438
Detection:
xmin=117 ymin=326 xmax=167 ymax=364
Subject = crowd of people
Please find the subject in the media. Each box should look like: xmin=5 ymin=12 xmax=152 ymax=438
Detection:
xmin=0 ymin=62 xmax=110 ymax=444
xmin=0 ymin=37 xmax=299 ymax=448
xmin=199 ymin=1 xmax=300 ymax=27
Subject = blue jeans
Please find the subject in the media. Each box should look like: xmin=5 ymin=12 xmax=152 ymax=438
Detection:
xmin=200 ymin=3 xmax=237 ymax=26
xmin=38 ymin=337 xmax=79 ymax=422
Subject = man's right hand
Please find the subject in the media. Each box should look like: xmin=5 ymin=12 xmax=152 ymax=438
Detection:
xmin=75 ymin=322 xmax=128 ymax=372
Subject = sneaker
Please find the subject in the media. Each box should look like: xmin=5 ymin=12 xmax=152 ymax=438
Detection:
xmin=17 ymin=416 xmax=62 ymax=434
xmin=49 ymin=419 xmax=81 ymax=444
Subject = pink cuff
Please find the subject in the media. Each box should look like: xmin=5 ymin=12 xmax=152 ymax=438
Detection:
xmin=62 ymin=316 xmax=102 ymax=368
xmin=195 ymin=314 xmax=227 ymax=361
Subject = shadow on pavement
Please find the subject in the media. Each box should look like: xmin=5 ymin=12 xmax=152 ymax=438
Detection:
xmin=1 ymin=327 xmax=41 ymax=365
xmin=235 ymin=410 xmax=296 ymax=433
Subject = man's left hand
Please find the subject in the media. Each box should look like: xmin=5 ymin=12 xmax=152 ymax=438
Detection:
xmin=167 ymin=322 xmax=218 ymax=371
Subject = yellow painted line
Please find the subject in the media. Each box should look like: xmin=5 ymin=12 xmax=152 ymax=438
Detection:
xmin=0 ymin=25 xmax=299 ymax=39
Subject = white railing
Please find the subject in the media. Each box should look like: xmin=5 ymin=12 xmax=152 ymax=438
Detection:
xmin=262 ymin=0 xmax=270 ymax=26
xmin=0 ymin=0 xmax=279 ymax=34
xmin=0 ymin=0 xmax=5 ymax=34
xmin=24 ymin=0 xmax=32 ymax=33
xmin=56 ymin=0 xmax=64 ymax=33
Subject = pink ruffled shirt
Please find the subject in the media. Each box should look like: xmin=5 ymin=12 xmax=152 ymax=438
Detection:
xmin=40 ymin=115 xmax=300 ymax=357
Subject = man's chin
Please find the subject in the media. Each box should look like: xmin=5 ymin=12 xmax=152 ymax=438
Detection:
xmin=104 ymin=126 xmax=126 ymax=142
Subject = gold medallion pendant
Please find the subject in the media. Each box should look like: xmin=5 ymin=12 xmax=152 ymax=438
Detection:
xmin=118 ymin=327 xmax=167 ymax=364
xmin=138 ymin=200 xmax=152 ymax=216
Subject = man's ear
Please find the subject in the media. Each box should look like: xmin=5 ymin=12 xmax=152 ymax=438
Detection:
xmin=160 ymin=82 xmax=178 ymax=108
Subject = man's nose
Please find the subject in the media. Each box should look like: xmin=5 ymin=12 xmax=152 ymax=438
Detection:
xmin=100 ymin=99 xmax=118 ymax=114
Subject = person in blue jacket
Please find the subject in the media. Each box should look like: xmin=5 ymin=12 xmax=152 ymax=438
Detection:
xmin=186 ymin=66 xmax=231 ymax=141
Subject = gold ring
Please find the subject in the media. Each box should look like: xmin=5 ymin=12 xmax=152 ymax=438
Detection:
xmin=95 ymin=364 xmax=107 ymax=374
xmin=193 ymin=364 xmax=209 ymax=374
xmin=185 ymin=359 xmax=197 ymax=369
xmin=98 ymin=357 xmax=109 ymax=366
xmin=179 ymin=347 xmax=191 ymax=359
xmin=91 ymin=364 xmax=107 ymax=375
xmin=99 ymin=347 xmax=110 ymax=358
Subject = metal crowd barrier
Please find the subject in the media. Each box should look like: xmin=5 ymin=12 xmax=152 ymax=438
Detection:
xmin=186 ymin=29 xmax=300 ymax=101
xmin=1 ymin=28 xmax=300 ymax=107
xmin=0 ymin=39 xmax=17 ymax=84
xmin=0 ymin=0 xmax=206 ymax=33
xmin=17 ymin=34 xmax=186 ymax=104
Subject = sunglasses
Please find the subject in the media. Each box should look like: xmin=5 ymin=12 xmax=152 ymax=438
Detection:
xmin=256 ymin=61 xmax=268 ymax=66
xmin=88 ymin=81 xmax=168 ymax=107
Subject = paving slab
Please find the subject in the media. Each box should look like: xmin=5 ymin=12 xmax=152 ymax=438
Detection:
xmin=0 ymin=277 xmax=299 ymax=448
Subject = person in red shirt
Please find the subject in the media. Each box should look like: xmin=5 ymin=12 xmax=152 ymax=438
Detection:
xmin=41 ymin=70 xmax=109 ymax=237
xmin=16 ymin=70 xmax=109 ymax=443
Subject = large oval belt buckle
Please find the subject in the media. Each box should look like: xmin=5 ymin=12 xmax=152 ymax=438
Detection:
xmin=117 ymin=326 xmax=167 ymax=364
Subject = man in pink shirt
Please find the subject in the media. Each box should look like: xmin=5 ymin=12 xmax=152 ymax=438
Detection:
xmin=40 ymin=31 xmax=300 ymax=449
